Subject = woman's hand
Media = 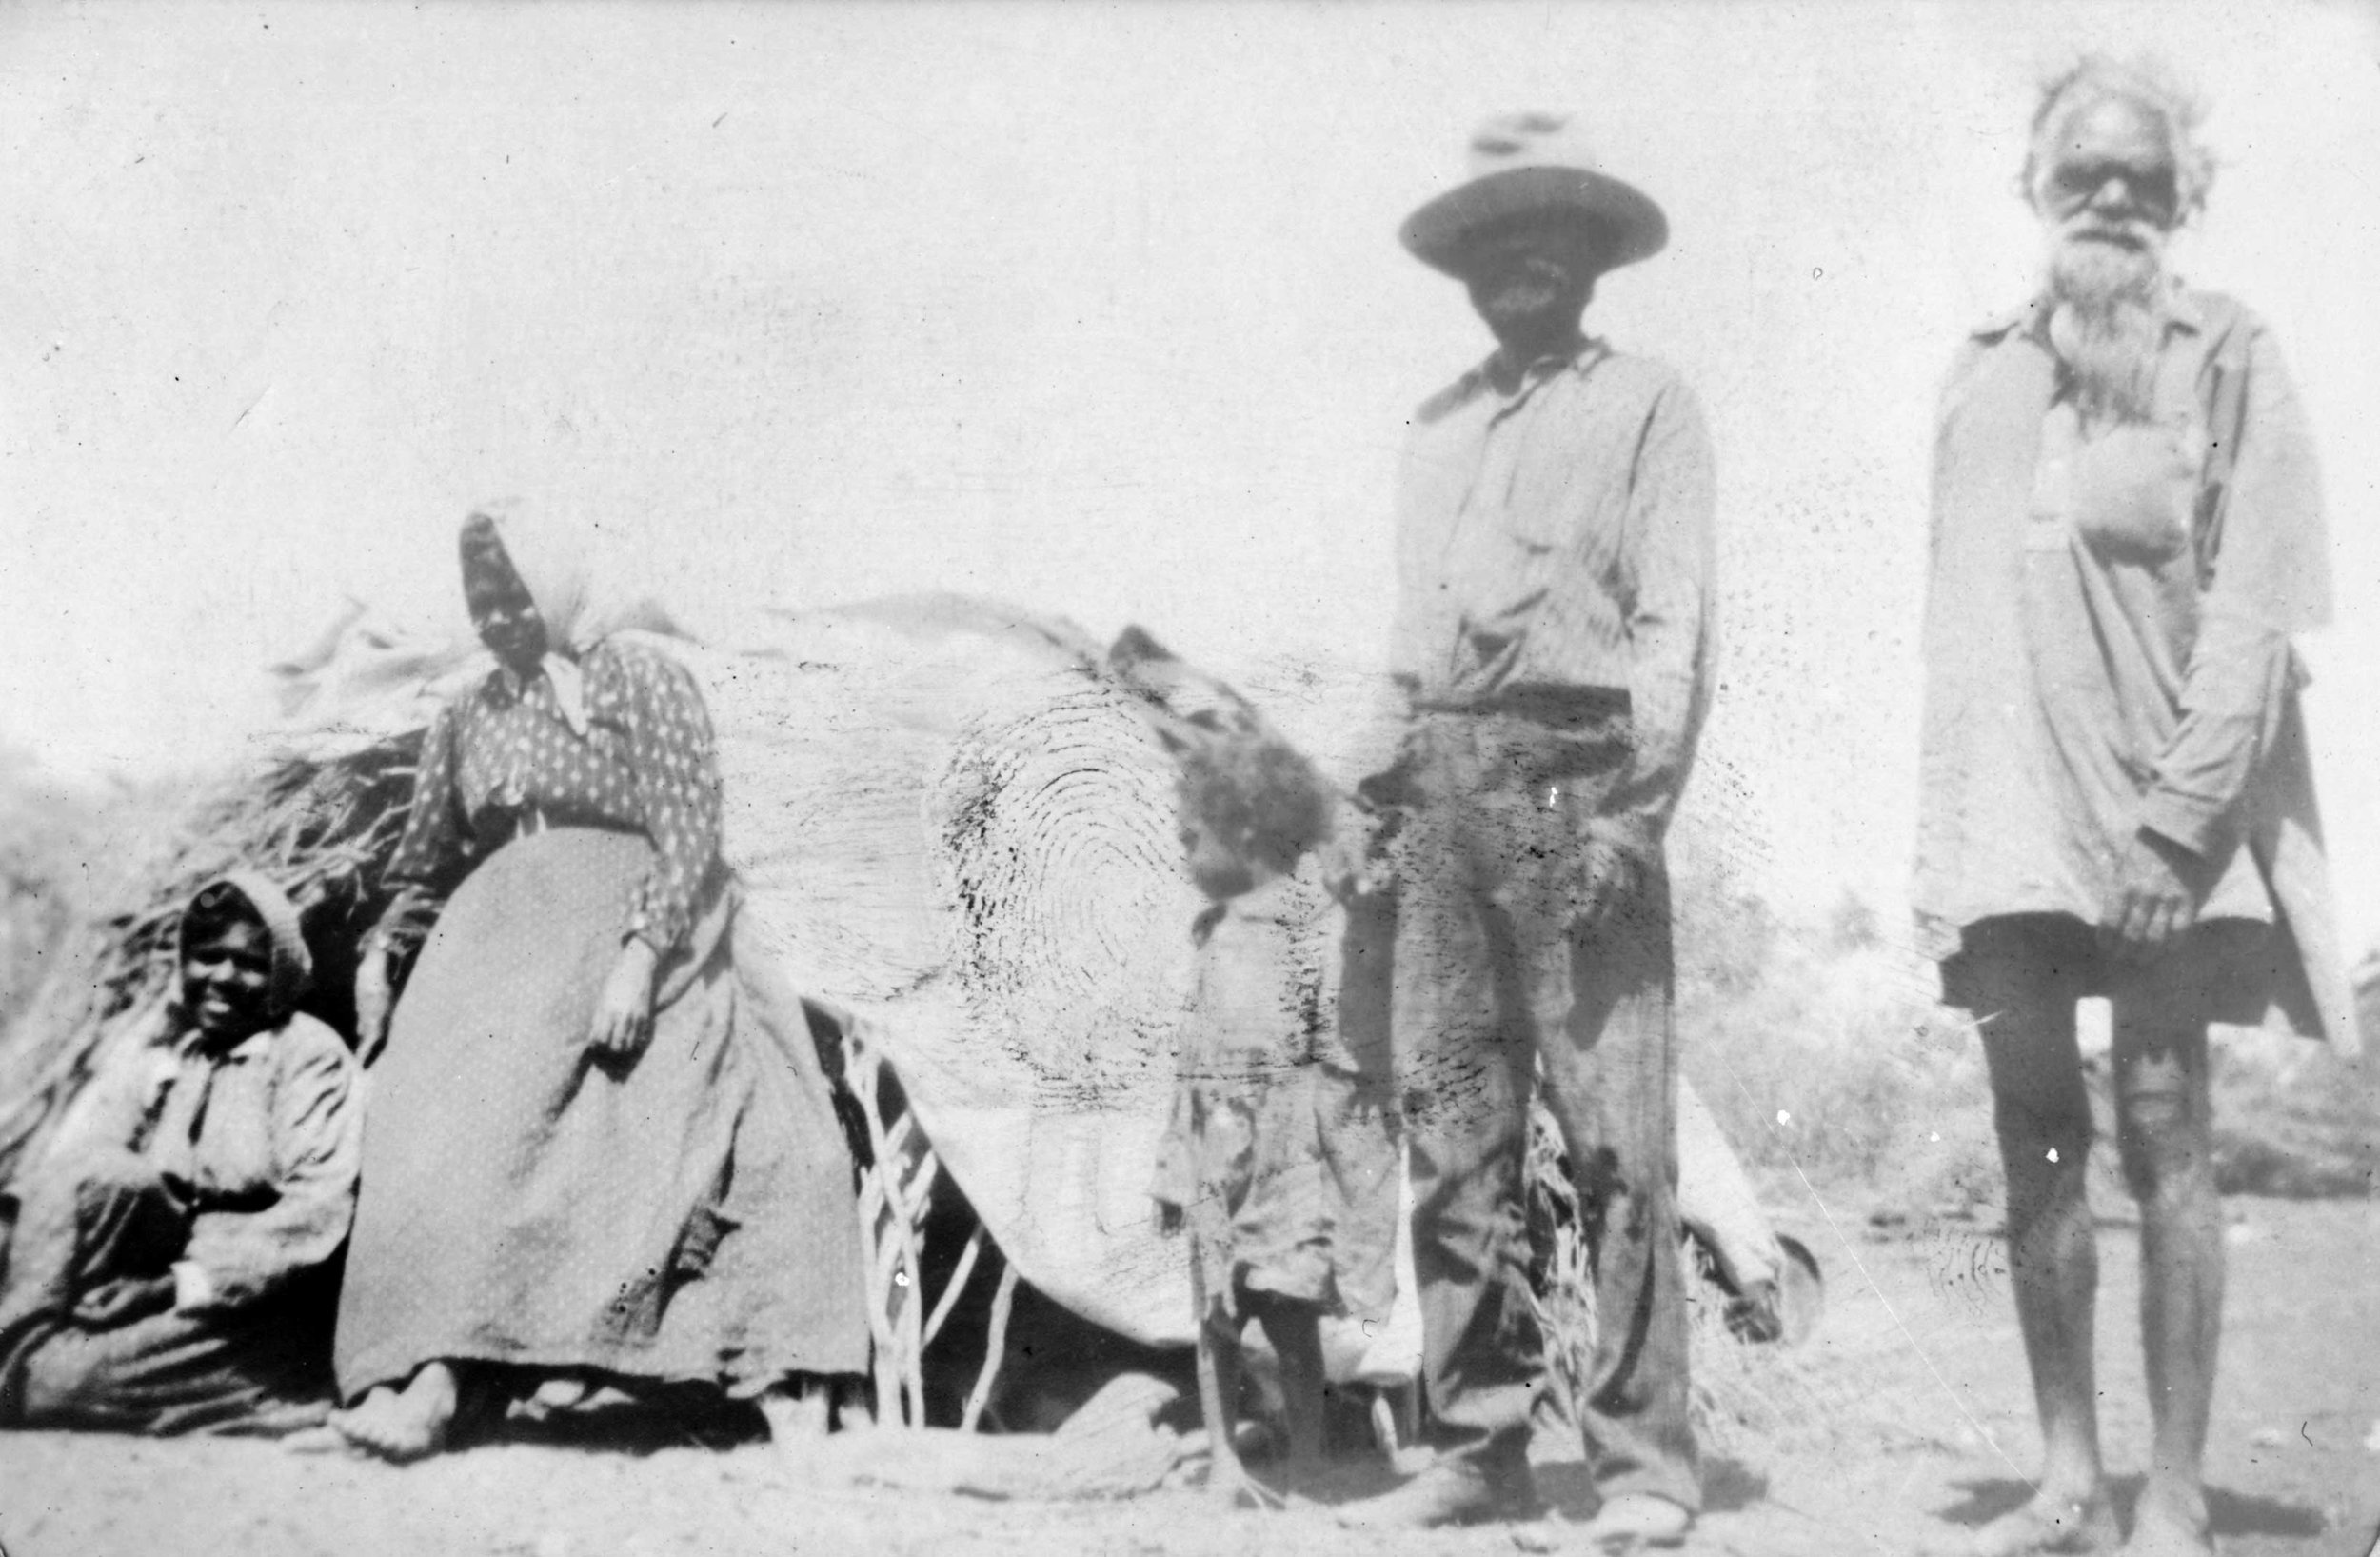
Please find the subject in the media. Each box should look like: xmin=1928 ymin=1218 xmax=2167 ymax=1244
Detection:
xmin=354 ymin=945 xmax=396 ymax=1066
xmin=588 ymin=939 xmax=661 ymax=1063
xmin=355 ymin=891 xmax=430 ymax=1065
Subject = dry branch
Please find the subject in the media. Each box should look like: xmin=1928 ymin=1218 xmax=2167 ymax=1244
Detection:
xmin=0 ymin=742 xmax=419 ymax=1185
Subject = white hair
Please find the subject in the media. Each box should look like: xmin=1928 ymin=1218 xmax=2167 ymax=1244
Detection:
xmin=2019 ymin=53 xmax=2215 ymax=223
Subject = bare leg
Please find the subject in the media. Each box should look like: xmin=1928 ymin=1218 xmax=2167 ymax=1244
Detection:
xmin=760 ymin=1375 xmax=830 ymax=1445
xmin=1969 ymin=929 xmax=2112 ymax=1554
xmin=332 ymin=1360 xmax=462 ymax=1462
xmin=830 ymin=1373 xmax=875 ymax=1432
xmin=1190 ymin=1240 xmax=1267 ymax=1507
xmin=2112 ymin=1002 xmax=2220 ymax=1552
xmin=1247 ymin=1291 xmax=1327 ymax=1499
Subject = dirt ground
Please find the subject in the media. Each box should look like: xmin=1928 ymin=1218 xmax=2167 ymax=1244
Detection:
xmin=2 ymin=1195 xmax=2373 ymax=1557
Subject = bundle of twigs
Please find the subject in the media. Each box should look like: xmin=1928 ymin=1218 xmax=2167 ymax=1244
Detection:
xmin=0 ymin=739 xmax=420 ymax=1186
xmin=1523 ymin=1099 xmax=1946 ymax=1461
xmin=1522 ymin=1097 xmax=1601 ymax=1432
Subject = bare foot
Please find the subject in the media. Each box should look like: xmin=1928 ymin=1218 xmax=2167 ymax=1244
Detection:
xmin=1966 ymin=1488 xmax=2118 ymax=1556
xmin=2122 ymin=1487 xmax=2213 ymax=1556
xmin=331 ymin=1362 xmax=460 ymax=1463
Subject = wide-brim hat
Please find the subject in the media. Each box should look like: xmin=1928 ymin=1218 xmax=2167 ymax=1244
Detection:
xmin=1402 ymin=111 xmax=1668 ymax=278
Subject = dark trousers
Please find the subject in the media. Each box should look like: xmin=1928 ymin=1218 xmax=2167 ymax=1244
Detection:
xmin=1384 ymin=706 xmax=1699 ymax=1511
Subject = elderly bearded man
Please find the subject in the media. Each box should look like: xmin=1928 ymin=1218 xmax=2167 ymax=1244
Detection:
xmin=1339 ymin=114 xmax=1714 ymax=1553
xmin=1916 ymin=58 xmax=2355 ymax=1557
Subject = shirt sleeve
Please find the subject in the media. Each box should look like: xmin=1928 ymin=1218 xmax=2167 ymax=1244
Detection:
xmin=2139 ymin=322 xmax=2329 ymax=857
xmin=615 ymin=648 xmax=725 ymax=954
xmin=180 ymin=1021 xmax=362 ymax=1311
xmin=1606 ymin=377 xmax=1720 ymax=852
xmin=1929 ymin=339 xmax=1992 ymax=562
xmin=383 ymin=698 xmax=470 ymax=888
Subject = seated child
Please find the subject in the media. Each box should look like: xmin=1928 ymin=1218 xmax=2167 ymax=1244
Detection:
xmin=1150 ymin=735 xmax=1398 ymax=1505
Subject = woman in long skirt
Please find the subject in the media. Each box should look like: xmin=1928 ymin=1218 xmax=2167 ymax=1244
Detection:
xmin=332 ymin=506 xmax=868 ymax=1460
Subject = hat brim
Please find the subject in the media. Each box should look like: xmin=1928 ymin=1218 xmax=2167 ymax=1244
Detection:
xmin=1401 ymin=165 xmax=1669 ymax=278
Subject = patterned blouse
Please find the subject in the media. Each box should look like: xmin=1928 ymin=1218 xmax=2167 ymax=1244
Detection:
xmin=385 ymin=639 xmax=724 ymax=953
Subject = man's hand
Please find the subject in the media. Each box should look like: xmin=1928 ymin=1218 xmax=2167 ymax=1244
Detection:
xmin=354 ymin=948 xmax=395 ymax=1066
xmin=1317 ymin=804 xmax=1401 ymax=901
xmin=589 ymin=939 xmax=661 ymax=1062
xmin=72 ymin=1275 xmax=175 ymax=1329
xmin=1569 ymin=825 xmax=1648 ymax=935
xmin=2103 ymin=828 xmax=2204 ymax=962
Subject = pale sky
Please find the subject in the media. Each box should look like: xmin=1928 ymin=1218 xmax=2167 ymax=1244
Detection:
xmin=2 ymin=1 xmax=2375 ymax=952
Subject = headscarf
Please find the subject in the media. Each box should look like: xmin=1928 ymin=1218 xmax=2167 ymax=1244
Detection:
xmin=462 ymin=500 xmax=682 ymax=739
xmin=179 ymin=870 xmax=313 ymax=1026
xmin=461 ymin=501 xmax=600 ymax=737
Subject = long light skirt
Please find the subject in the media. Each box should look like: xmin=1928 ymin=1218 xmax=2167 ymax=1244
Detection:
xmin=335 ymin=828 xmax=868 ymax=1400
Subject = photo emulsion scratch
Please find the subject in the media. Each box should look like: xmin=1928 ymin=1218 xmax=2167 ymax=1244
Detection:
xmin=0 ymin=4 xmax=2373 ymax=1555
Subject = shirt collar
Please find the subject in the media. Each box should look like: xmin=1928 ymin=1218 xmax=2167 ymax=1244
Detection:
xmin=172 ymin=1021 xmax=276 ymax=1067
xmin=490 ymin=651 xmax=592 ymax=737
xmin=1971 ymin=281 xmax=2204 ymax=345
xmin=1477 ymin=334 xmax=1608 ymax=406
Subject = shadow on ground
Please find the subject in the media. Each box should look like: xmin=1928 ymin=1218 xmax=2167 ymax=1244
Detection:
xmin=1937 ymin=1476 xmax=2330 ymax=1543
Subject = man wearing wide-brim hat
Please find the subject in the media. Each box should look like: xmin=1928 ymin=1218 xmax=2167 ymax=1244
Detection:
xmin=1339 ymin=113 xmax=1713 ymax=1550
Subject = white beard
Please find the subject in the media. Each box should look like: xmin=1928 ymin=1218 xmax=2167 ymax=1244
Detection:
xmin=2045 ymin=232 xmax=2166 ymax=426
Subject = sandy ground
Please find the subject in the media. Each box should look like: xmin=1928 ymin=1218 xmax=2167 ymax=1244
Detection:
xmin=2 ymin=1195 xmax=2373 ymax=1557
